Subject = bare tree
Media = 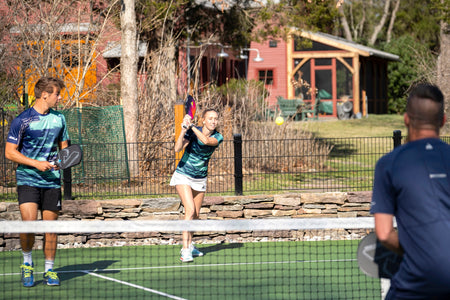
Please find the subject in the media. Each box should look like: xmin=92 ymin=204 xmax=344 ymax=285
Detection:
xmin=437 ymin=21 xmax=450 ymax=133
xmin=338 ymin=4 xmax=352 ymax=40
xmin=120 ymin=0 xmax=139 ymax=177
xmin=386 ymin=0 xmax=401 ymax=43
xmin=339 ymin=0 xmax=401 ymax=45
xmin=3 ymin=0 xmax=121 ymax=108
xmin=369 ymin=0 xmax=391 ymax=45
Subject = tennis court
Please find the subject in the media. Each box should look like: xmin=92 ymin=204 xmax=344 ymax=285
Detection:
xmin=1 ymin=237 xmax=381 ymax=299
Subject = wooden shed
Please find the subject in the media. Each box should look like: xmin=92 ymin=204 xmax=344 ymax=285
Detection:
xmin=246 ymin=30 xmax=399 ymax=118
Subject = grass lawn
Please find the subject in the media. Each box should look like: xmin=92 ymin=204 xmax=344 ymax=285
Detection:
xmin=249 ymin=114 xmax=405 ymax=193
xmin=296 ymin=114 xmax=405 ymax=138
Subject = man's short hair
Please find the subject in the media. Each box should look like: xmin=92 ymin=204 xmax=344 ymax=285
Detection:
xmin=34 ymin=77 xmax=65 ymax=99
xmin=406 ymin=83 xmax=445 ymax=131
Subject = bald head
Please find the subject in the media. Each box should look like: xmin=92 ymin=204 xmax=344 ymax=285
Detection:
xmin=406 ymin=83 xmax=445 ymax=132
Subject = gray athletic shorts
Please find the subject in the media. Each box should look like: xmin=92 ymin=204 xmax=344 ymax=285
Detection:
xmin=169 ymin=171 xmax=207 ymax=192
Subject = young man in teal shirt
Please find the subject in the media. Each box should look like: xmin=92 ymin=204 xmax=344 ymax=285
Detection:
xmin=5 ymin=77 xmax=69 ymax=287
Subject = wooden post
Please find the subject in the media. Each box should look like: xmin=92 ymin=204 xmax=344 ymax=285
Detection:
xmin=353 ymin=55 xmax=361 ymax=114
xmin=362 ymin=89 xmax=367 ymax=117
xmin=286 ymin=33 xmax=294 ymax=99
xmin=174 ymin=101 xmax=185 ymax=165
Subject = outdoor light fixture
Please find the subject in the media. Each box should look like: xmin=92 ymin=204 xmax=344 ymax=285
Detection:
xmin=217 ymin=47 xmax=229 ymax=58
xmin=240 ymin=48 xmax=264 ymax=62
xmin=239 ymin=49 xmax=248 ymax=60
xmin=192 ymin=42 xmax=230 ymax=58
xmin=253 ymin=52 xmax=264 ymax=62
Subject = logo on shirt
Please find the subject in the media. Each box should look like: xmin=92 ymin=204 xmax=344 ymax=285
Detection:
xmin=429 ymin=173 xmax=447 ymax=179
xmin=425 ymin=143 xmax=433 ymax=150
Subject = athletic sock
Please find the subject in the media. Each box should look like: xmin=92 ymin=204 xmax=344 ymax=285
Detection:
xmin=44 ymin=260 xmax=54 ymax=272
xmin=22 ymin=251 xmax=32 ymax=265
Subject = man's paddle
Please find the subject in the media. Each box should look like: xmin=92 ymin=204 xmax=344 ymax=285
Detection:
xmin=53 ymin=144 xmax=83 ymax=169
xmin=357 ymin=232 xmax=402 ymax=279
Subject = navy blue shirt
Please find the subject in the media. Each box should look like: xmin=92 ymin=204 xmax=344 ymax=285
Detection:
xmin=371 ymin=138 xmax=450 ymax=298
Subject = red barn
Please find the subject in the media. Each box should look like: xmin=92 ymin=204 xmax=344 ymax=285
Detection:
xmin=246 ymin=30 xmax=399 ymax=119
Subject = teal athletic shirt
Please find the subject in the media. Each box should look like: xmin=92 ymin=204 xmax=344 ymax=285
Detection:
xmin=175 ymin=126 xmax=223 ymax=179
xmin=7 ymin=107 xmax=69 ymax=188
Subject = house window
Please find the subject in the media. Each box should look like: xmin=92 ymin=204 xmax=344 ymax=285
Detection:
xmin=294 ymin=60 xmax=311 ymax=99
xmin=336 ymin=58 xmax=353 ymax=98
xmin=107 ymin=58 xmax=120 ymax=72
xmin=269 ymin=40 xmax=277 ymax=48
xmin=258 ymin=70 xmax=274 ymax=85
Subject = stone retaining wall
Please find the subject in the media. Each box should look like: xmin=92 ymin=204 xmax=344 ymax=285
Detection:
xmin=0 ymin=191 xmax=372 ymax=250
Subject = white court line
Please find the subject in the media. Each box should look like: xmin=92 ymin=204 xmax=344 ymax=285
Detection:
xmin=86 ymin=258 xmax=357 ymax=272
xmin=0 ymin=259 xmax=357 ymax=298
xmin=0 ymin=258 xmax=357 ymax=276
xmin=83 ymin=271 xmax=187 ymax=300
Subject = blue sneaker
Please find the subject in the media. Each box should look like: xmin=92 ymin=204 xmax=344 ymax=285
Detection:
xmin=190 ymin=244 xmax=204 ymax=257
xmin=43 ymin=269 xmax=60 ymax=286
xmin=20 ymin=263 xmax=34 ymax=287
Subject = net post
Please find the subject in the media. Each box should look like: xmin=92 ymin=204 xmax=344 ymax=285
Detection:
xmin=233 ymin=133 xmax=243 ymax=195
xmin=63 ymin=140 xmax=72 ymax=200
xmin=393 ymin=130 xmax=402 ymax=148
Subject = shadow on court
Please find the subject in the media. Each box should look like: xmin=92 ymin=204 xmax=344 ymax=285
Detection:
xmin=198 ymin=242 xmax=244 ymax=255
xmin=55 ymin=260 xmax=119 ymax=282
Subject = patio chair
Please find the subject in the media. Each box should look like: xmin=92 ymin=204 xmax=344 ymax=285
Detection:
xmin=276 ymin=96 xmax=303 ymax=121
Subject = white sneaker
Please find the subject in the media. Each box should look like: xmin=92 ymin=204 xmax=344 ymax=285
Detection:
xmin=190 ymin=244 xmax=204 ymax=257
xmin=180 ymin=248 xmax=193 ymax=262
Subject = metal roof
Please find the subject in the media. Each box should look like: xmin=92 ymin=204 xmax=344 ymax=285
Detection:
xmin=102 ymin=41 xmax=148 ymax=58
xmin=194 ymin=0 xmax=262 ymax=9
xmin=300 ymin=31 xmax=400 ymax=61
xmin=10 ymin=23 xmax=99 ymax=34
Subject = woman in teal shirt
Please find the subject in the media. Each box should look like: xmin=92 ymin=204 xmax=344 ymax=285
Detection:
xmin=170 ymin=108 xmax=223 ymax=262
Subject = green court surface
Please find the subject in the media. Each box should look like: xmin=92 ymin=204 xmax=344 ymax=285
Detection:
xmin=0 ymin=240 xmax=381 ymax=299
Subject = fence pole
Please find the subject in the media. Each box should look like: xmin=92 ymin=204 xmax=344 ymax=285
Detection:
xmin=63 ymin=140 xmax=72 ymax=200
xmin=393 ymin=130 xmax=402 ymax=148
xmin=233 ymin=133 xmax=243 ymax=195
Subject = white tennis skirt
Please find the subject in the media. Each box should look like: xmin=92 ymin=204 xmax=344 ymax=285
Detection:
xmin=169 ymin=171 xmax=207 ymax=192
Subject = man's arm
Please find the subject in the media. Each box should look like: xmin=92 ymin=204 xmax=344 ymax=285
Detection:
xmin=59 ymin=140 xmax=69 ymax=150
xmin=5 ymin=142 xmax=55 ymax=172
xmin=374 ymin=213 xmax=404 ymax=255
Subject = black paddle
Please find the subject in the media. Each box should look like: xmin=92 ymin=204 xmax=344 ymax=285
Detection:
xmin=357 ymin=232 xmax=402 ymax=279
xmin=53 ymin=144 xmax=83 ymax=169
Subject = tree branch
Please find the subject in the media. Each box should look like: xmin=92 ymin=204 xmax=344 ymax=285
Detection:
xmin=387 ymin=0 xmax=401 ymax=43
xmin=369 ymin=0 xmax=391 ymax=45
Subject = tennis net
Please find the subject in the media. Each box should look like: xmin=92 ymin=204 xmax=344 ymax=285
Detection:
xmin=0 ymin=218 xmax=383 ymax=299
